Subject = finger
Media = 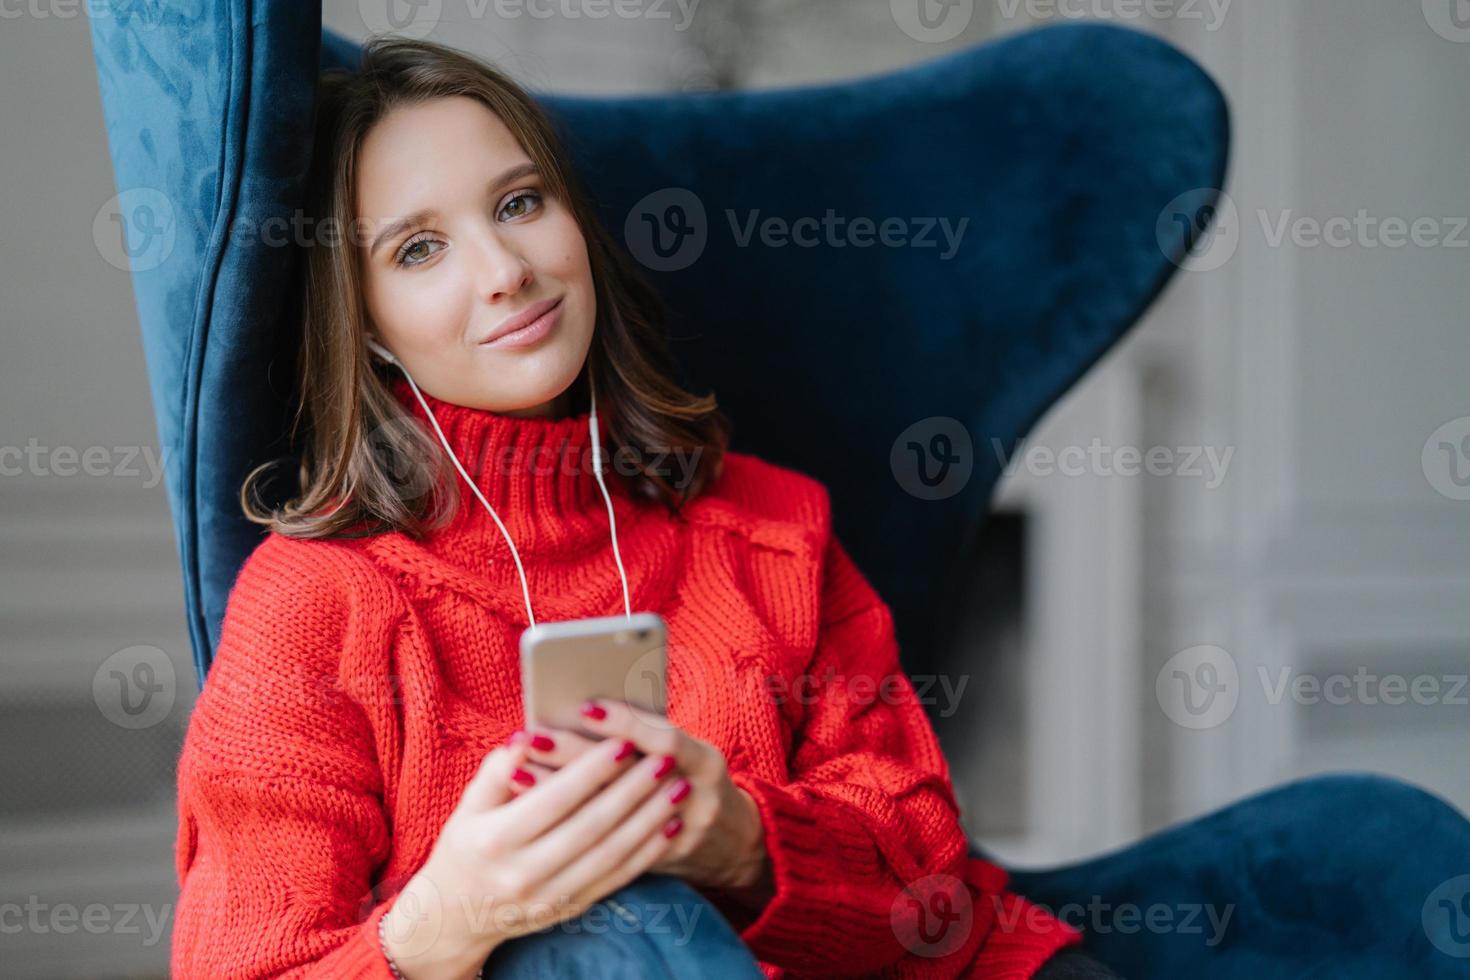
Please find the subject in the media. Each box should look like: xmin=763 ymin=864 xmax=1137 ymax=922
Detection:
xmin=543 ymin=764 xmax=689 ymax=901
xmin=517 ymin=751 xmax=685 ymax=885
xmin=577 ymin=698 xmax=686 ymax=764
xmin=487 ymin=735 xmax=639 ymax=846
xmin=506 ymin=760 xmax=555 ymax=795
xmin=521 ymin=725 xmax=607 ymax=769
xmin=458 ymin=738 xmax=530 ymax=813
xmin=566 ymin=817 xmax=686 ymax=918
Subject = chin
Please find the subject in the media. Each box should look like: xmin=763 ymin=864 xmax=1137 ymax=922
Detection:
xmin=481 ymin=357 xmax=585 ymax=414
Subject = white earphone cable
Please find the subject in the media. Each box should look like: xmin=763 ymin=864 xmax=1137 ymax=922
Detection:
xmin=589 ymin=385 xmax=633 ymax=621
xmin=368 ymin=339 xmax=632 ymax=626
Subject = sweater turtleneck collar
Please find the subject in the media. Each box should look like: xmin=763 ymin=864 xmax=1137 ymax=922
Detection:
xmin=387 ymin=375 xmax=635 ymax=560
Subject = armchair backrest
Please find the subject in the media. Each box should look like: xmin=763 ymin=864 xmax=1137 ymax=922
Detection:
xmin=90 ymin=11 xmax=1229 ymax=687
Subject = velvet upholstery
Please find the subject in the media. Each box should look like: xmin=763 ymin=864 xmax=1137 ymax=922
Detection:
xmin=1000 ymin=773 xmax=1470 ymax=978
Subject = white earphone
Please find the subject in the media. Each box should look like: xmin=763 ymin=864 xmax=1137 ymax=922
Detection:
xmin=366 ymin=337 xmax=632 ymax=626
xmin=365 ymin=337 xmax=398 ymax=365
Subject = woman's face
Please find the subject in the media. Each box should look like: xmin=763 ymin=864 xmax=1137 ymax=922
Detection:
xmin=355 ymin=96 xmax=596 ymax=418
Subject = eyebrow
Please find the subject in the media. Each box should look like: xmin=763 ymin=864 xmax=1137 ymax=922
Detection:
xmin=367 ymin=161 xmax=542 ymax=258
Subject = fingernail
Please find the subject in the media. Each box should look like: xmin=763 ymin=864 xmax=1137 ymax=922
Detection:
xmin=529 ymin=733 xmax=556 ymax=751
xmin=667 ymin=778 xmax=691 ymax=804
xmin=652 ymin=754 xmax=676 ymax=780
xmin=614 ymin=739 xmax=636 ymax=762
xmin=511 ymin=767 xmax=536 ymax=786
xmin=663 ymin=816 xmax=684 ymax=838
xmin=581 ymin=701 xmax=607 ymax=720
xmin=508 ymin=729 xmax=527 ymax=746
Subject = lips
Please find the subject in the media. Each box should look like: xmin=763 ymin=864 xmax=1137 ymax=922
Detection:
xmin=480 ymin=297 xmax=562 ymax=346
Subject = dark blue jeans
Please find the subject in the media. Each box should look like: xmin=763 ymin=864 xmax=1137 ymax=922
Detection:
xmin=481 ymin=873 xmax=765 ymax=978
xmin=479 ymin=871 xmax=1114 ymax=978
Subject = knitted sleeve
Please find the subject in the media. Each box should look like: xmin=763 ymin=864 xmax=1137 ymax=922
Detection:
xmin=169 ymin=535 xmax=401 ymax=979
xmin=724 ymin=531 xmax=992 ymax=975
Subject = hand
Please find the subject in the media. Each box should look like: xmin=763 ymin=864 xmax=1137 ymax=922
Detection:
xmin=381 ymin=733 xmax=692 ymax=979
xmin=508 ymin=699 xmax=770 ymax=895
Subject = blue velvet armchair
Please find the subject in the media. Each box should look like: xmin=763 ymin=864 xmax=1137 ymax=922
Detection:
xmin=88 ymin=6 xmax=1470 ymax=977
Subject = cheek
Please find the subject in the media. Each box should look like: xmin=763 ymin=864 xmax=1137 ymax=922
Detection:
xmin=538 ymin=212 xmax=593 ymax=282
xmin=370 ymin=266 xmax=468 ymax=341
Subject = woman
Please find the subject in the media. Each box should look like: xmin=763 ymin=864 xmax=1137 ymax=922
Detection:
xmin=169 ymin=36 xmax=1120 ymax=979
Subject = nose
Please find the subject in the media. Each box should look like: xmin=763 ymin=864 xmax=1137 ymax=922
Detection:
xmin=471 ymin=224 xmax=533 ymax=302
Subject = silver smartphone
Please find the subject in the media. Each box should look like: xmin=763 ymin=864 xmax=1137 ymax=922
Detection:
xmin=519 ymin=612 xmax=667 ymax=736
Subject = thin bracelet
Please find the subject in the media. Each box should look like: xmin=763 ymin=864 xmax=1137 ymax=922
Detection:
xmin=377 ymin=909 xmax=487 ymax=980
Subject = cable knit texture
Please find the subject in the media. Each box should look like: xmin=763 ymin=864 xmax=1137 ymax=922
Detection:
xmin=170 ymin=376 xmax=1081 ymax=978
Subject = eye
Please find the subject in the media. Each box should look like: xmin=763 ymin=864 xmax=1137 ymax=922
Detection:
xmin=394 ymin=233 xmax=443 ymax=268
xmin=498 ymin=189 xmax=542 ymax=222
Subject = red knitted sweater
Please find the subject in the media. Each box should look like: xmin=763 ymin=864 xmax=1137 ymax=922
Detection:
xmin=170 ymin=377 xmax=1081 ymax=978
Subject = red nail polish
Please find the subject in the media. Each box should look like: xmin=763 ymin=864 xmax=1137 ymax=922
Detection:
xmin=667 ymin=779 xmax=691 ymax=804
xmin=511 ymin=767 xmax=536 ymax=786
xmin=663 ymin=816 xmax=684 ymax=839
xmin=614 ymin=739 xmax=636 ymax=761
xmin=581 ymin=701 xmax=607 ymax=720
xmin=652 ymin=755 xmax=676 ymax=779
xmin=530 ymin=733 xmax=556 ymax=751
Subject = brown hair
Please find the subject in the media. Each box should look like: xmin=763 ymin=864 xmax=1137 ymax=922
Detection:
xmin=241 ymin=35 xmax=730 ymax=539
